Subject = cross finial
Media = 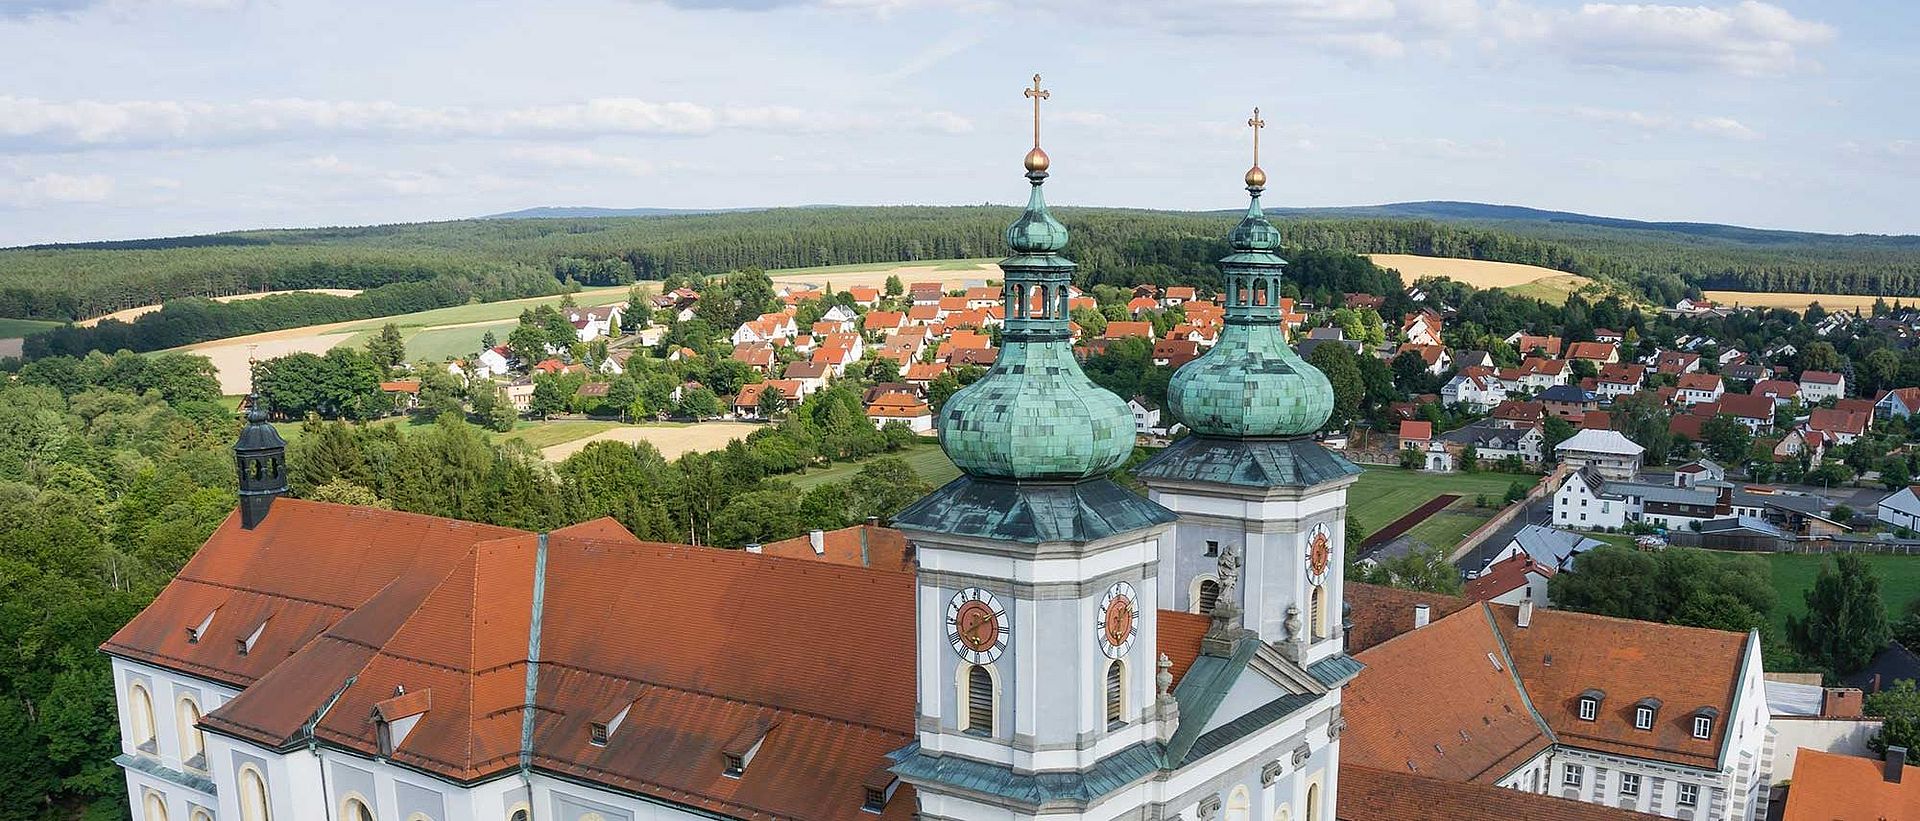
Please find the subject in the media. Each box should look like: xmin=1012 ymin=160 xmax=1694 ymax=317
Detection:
xmin=1024 ymin=74 xmax=1050 ymax=149
xmin=1247 ymin=107 xmax=1265 ymax=167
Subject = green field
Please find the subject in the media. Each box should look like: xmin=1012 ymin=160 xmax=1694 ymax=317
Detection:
xmin=0 ymin=317 xmax=62 ymax=337
xmin=493 ymin=419 xmax=626 ymax=450
xmin=1736 ymin=552 xmax=1920 ymax=634
xmin=1347 ymin=466 xmax=1538 ymax=538
xmin=788 ymin=440 xmax=959 ymax=490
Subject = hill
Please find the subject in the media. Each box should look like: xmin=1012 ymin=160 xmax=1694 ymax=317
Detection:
xmin=483 ymin=205 xmax=766 ymax=219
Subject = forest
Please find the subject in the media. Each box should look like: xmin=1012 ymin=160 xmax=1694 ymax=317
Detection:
xmin=7 ymin=202 xmax=1920 ymax=346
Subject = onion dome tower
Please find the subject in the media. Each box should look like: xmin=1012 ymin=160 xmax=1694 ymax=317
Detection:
xmin=923 ymin=77 xmax=1135 ymax=482
xmin=234 ymin=393 xmax=288 ymax=530
xmin=1163 ymin=108 xmax=1333 ymax=437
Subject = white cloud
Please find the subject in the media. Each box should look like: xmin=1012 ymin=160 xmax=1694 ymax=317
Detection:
xmin=1691 ymin=116 xmax=1760 ymax=140
xmin=0 ymin=172 xmax=115 ymax=206
xmin=0 ymin=95 xmax=973 ymax=151
xmin=1554 ymin=1 xmax=1835 ymax=75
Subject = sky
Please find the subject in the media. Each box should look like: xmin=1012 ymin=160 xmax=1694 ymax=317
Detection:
xmin=0 ymin=0 xmax=1914 ymax=246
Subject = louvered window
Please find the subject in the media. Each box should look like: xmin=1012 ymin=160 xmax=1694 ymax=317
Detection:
xmin=966 ymin=665 xmax=994 ymax=736
xmin=1198 ymin=580 xmax=1221 ymax=615
xmin=1105 ymin=661 xmax=1124 ymax=728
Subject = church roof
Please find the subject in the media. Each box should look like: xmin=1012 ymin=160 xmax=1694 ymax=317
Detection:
xmin=112 ymin=501 xmax=923 ymax=820
xmin=1132 ymin=436 xmax=1364 ymax=490
xmin=891 ymin=475 xmax=1176 ymax=544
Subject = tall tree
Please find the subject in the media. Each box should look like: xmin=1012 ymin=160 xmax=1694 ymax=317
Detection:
xmin=1307 ymin=342 xmax=1363 ymax=430
xmin=366 ymin=322 xmax=407 ymax=369
xmin=1792 ymin=555 xmax=1892 ymax=676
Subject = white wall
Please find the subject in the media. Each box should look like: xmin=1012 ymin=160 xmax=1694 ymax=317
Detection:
xmin=1769 ymin=719 xmax=1882 ymax=782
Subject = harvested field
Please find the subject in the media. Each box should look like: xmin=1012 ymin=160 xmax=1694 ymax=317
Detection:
xmin=1367 ymin=254 xmax=1594 ymax=303
xmin=80 ymin=288 xmax=363 ymax=327
xmin=1701 ymin=291 xmax=1887 ymax=313
xmin=538 ymin=421 xmax=760 ymax=462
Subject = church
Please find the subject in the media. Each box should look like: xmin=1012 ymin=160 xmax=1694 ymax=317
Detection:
xmin=104 ymin=83 xmax=1635 ymax=821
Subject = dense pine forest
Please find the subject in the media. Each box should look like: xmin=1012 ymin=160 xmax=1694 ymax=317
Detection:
xmin=7 ymin=203 xmax=1920 ymax=357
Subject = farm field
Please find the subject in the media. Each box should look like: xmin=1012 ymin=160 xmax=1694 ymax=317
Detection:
xmin=538 ymin=421 xmax=760 ymax=462
xmin=786 ymin=440 xmax=958 ymax=490
xmin=0 ymin=317 xmax=61 ymax=337
xmin=1347 ymin=466 xmax=1538 ymax=540
xmin=173 ymin=259 xmax=1003 ymax=395
xmin=1366 ymin=254 xmax=1596 ymax=304
xmin=1701 ymin=290 xmax=1888 ymax=313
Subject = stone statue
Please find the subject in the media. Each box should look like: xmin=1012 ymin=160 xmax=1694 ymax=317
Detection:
xmin=1215 ymin=542 xmax=1241 ymax=595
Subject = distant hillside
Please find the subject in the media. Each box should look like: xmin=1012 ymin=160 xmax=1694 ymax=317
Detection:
xmin=484 ymin=206 xmax=763 ymax=220
xmin=1280 ymin=201 xmax=1920 ymax=246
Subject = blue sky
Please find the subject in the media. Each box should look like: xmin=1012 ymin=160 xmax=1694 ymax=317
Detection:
xmin=0 ymin=0 xmax=1912 ymax=245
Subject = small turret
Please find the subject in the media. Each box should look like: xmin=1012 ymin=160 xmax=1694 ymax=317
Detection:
xmin=235 ymin=394 xmax=288 ymax=529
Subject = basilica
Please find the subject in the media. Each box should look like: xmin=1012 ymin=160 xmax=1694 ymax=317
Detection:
xmin=104 ymin=84 xmax=1657 ymax=821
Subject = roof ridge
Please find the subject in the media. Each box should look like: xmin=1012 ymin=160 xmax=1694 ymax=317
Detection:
xmin=1480 ymin=603 xmax=1557 ymax=746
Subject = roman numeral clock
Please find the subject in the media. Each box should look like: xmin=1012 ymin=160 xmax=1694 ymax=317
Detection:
xmin=946 ymin=587 xmax=1008 ymax=665
xmin=1098 ymin=581 xmax=1138 ymax=659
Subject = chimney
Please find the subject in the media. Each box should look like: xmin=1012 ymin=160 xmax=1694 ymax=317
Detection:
xmin=1888 ymin=747 xmax=1907 ymax=784
xmin=808 ymin=529 xmax=825 ymax=555
xmin=1518 ymin=594 xmax=1534 ymax=628
xmin=745 ymin=542 xmax=762 ymax=554
xmin=1413 ymin=604 xmax=1431 ymax=629
xmin=1822 ymin=687 xmax=1864 ymax=718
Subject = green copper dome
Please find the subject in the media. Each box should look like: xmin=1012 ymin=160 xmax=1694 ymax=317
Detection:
xmin=936 ymin=166 xmax=1134 ymax=480
xmin=1166 ymin=183 xmax=1333 ymax=438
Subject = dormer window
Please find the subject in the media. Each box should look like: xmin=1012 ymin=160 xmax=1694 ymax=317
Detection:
xmin=720 ymin=719 xmax=773 ymax=779
xmin=862 ymin=787 xmax=886 ymax=812
xmin=186 ymin=610 xmax=216 ymax=644
xmin=1633 ymin=697 xmax=1662 ymax=731
xmin=722 ymin=752 xmax=746 ymax=777
xmin=1692 ymin=706 xmax=1719 ymax=739
xmin=236 ymin=619 xmax=267 ymax=656
xmin=589 ymin=722 xmax=610 ymax=746
xmin=1577 ymin=688 xmax=1604 ymax=722
xmin=860 ymin=768 xmax=898 ymax=814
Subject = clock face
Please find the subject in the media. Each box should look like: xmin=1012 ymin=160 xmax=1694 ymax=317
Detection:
xmin=1307 ymin=523 xmax=1332 ymax=585
xmin=1098 ymin=581 xmax=1139 ymax=659
xmin=945 ymin=587 xmax=1007 ymax=665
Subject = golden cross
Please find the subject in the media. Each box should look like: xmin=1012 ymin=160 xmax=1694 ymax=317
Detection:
xmin=1247 ymin=107 xmax=1265 ymax=167
xmin=1024 ymin=74 xmax=1050 ymax=148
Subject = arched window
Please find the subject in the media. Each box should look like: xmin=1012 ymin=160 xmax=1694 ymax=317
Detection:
xmin=342 ymin=797 xmax=375 ymax=821
xmin=143 ymin=792 xmax=168 ymax=821
xmin=1055 ymin=286 xmax=1069 ymax=320
xmin=1013 ymin=284 xmax=1027 ymax=319
xmin=1225 ymin=785 xmax=1251 ymax=821
xmin=191 ymin=810 xmax=214 ymax=821
xmin=238 ymin=766 xmax=271 ymax=821
xmin=176 ymin=697 xmax=205 ymax=768
xmin=509 ymin=811 xmax=530 ymax=821
xmin=1252 ymin=280 xmax=1268 ymax=307
xmin=128 ymin=682 xmax=157 ymax=752
xmin=1196 ymin=578 xmax=1221 ymax=615
xmin=1274 ymin=805 xmax=1293 ymax=821
xmin=1311 ymin=585 xmax=1328 ymax=640
xmin=1306 ymin=783 xmax=1322 ymax=821
xmin=1104 ymin=660 xmax=1125 ymax=728
xmin=960 ymin=663 xmax=996 ymax=736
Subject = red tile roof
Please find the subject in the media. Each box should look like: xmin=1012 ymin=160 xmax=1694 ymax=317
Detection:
xmin=1343 ymin=583 xmax=1473 ymax=656
xmin=757 ymin=523 xmax=910 ymax=569
xmin=148 ymin=504 xmax=923 ymax=820
xmin=1780 ymin=748 xmax=1920 ymax=820
xmin=1566 ymin=341 xmax=1617 ymax=361
xmin=1399 ymin=420 xmax=1433 ymax=441
xmin=1800 ymin=369 xmax=1844 ymax=385
xmin=1338 ymin=764 xmax=1664 ymax=821
xmin=1809 ymin=407 xmax=1869 ymax=436
xmin=1463 ymin=553 xmax=1552 ymax=602
xmin=1104 ymin=321 xmax=1154 ymax=339
xmin=1677 ymin=372 xmax=1723 ymax=391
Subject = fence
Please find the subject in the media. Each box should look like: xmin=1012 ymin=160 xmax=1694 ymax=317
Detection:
xmin=1669 ymin=532 xmax=1920 ymax=555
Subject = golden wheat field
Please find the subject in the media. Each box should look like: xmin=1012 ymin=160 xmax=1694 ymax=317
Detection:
xmin=1700 ymin=291 xmax=1889 ymax=313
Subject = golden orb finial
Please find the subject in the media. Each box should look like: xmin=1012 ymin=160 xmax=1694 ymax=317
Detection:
xmin=1244 ymin=165 xmax=1267 ymax=188
xmin=1025 ymin=146 xmax=1051 ymax=173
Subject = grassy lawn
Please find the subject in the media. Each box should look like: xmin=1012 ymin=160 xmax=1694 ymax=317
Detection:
xmin=491 ymin=419 xmax=624 ymax=450
xmin=0 ymin=317 xmax=62 ymax=337
xmin=329 ymin=286 xmax=634 ymax=337
xmin=787 ymin=440 xmax=959 ymax=490
xmin=1403 ymin=510 xmax=1498 ymax=551
xmin=1734 ymin=552 xmax=1920 ymax=634
xmin=1348 ymin=467 xmax=1537 ymax=537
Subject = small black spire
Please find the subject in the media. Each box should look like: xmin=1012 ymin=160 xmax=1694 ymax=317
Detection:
xmin=235 ymin=393 xmax=288 ymax=529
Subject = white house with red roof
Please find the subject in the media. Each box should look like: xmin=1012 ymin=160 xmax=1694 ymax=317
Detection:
xmin=475 ymin=345 xmax=513 ymax=379
xmin=1676 ymin=373 xmax=1726 ymax=406
xmin=1798 ymin=370 xmax=1846 ymax=403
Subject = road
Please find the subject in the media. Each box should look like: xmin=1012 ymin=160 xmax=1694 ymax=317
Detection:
xmin=1454 ymin=492 xmax=1556 ymax=575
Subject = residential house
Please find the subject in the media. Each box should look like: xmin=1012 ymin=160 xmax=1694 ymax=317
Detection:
xmin=1463 ymin=553 xmax=1555 ymax=606
xmin=950 ymin=347 xmax=997 ymax=367
xmin=1344 ymin=585 xmax=1773 ymax=820
xmin=781 ymin=360 xmax=832 ymax=394
xmin=1596 ymin=363 xmax=1646 ymax=400
xmin=844 ymin=285 xmax=881 ymax=307
xmin=1343 ymin=292 xmax=1385 ymax=310
xmin=863 ymin=310 xmax=907 ymax=336
xmin=1103 ymin=321 xmax=1155 ymax=341
xmin=502 ymin=379 xmax=535 ymax=413
xmin=1566 ymin=341 xmax=1620 ymax=365
xmin=1876 ymin=485 xmax=1920 ymax=531
xmin=1508 ymin=333 xmax=1564 ymax=359
xmin=1161 ymin=286 xmax=1197 ymax=306
xmin=962 ymin=286 xmax=999 ymax=310
xmin=1488 ymin=524 xmax=1605 ymax=573
xmin=733 ymin=379 xmax=805 ymax=418
xmin=1402 ymin=310 xmax=1444 ymax=347
xmin=1125 ymin=295 xmax=1159 ymax=315
xmin=1656 ymin=351 xmax=1702 ymax=376
xmin=378 ymin=380 xmax=420 ymax=412
xmin=1512 ymin=357 xmax=1570 ymax=392
xmin=1807 ymin=408 xmax=1869 ymax=445
xmin=1296 ymin=326 xmax=1362 ymax=360
xmin=1442 ymin=420 xmax=1545 ymax=465
xmin=863 ymin=392 xmax=933 ymax=433
xmin=1491 ymin=400 xmax=1546 ymax=429
xmin=1593 ymin=328 xmax=1623 ymax=343
xmin=730 ymin=312 xmax=798 ymax=346
xmin=1723 ymin=362 xmax=1768 ymax=383
xmin=1673 ymin=459 xmax=1726 ymax=488
xmin=730 ymin=343 xmax=776 ymax=374
xmin=905 ymin=304 xmax=940 ymax=325
xmin=1874 ymin=386 xmax=1920 ymax=421
xmin=1799 ymin=370 xmax=1847 ymax=403
xmin=907 ymin=281 xmax=943 ymax=305
xmin=1714 ymin=392 xmax=1776 ymax=433
xmin=475 ymin=345 xmax=513 ymax=379
xmin=1401 ymin=420 xmax=1452 ymax=471
xmin=902 ymin=362 xmax=947 ymax=386
xmin=1773 ymin=428 xmax=1830 ymax=463
xmin=1676 ymin=373 xmax=1726 ymax=406
xmin=1539 ymin=384 xmax=1597 ymax=421
xmin=1151 ymin=339 xmax=1201 ymax=368
xmin=1452 ymin=349 xmax=1496 ymax=370
xmin=1128 ymin=396 xmax=1164 ymax=435
xmin=1555 ymin=428 xmax=1645 ymax=481
xmin=1396 ymin=343 xmax=1452 ymax=376
xmin=1442 ymin=368 xmax=1507 ymax=412
xmin=1554 ymin=467 xmax=1722 ymax=531
xmin=1753 ymin=379 xmax=1800 ymax=405
xmin=1675 ymin=297 xmax=1720 ymax=314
